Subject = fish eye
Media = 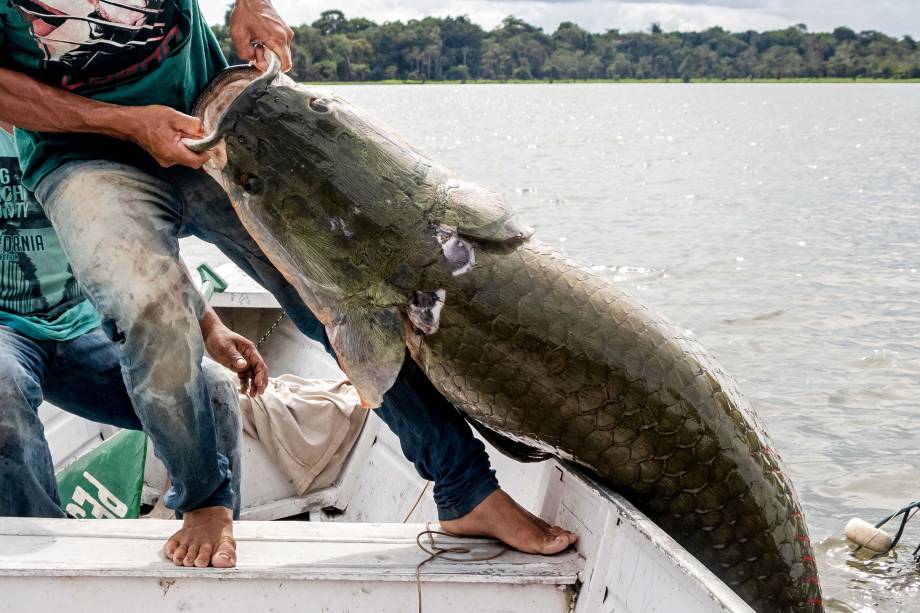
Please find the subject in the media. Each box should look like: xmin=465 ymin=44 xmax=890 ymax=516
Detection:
xmin=240 ymin=173 xmax=262 ymax=194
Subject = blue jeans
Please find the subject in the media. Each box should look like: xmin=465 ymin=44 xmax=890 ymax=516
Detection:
xmin=0 ymin=324 xmax=241 ymax=518
xmin=34 ymin=160 xmax=498 ymax=521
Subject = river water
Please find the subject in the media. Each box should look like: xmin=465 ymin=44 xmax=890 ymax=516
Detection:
xmin=184 ymin=83 xmax=920 ymax=611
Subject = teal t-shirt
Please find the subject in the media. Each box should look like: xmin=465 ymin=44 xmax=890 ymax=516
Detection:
xmin=0 ymin=0 xmax=227 ymax=190
xmin=0 ymin=129 xmax=100 ymax=341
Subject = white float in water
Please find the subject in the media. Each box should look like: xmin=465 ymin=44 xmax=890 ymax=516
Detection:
xmin=845 ymin=518 xmax=893 ymax=553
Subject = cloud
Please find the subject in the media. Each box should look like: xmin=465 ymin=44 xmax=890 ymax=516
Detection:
xmin=199 ymin=0 xmax=920 ymax=36
xmin=491 ymin=0 xmax=766 ymax=7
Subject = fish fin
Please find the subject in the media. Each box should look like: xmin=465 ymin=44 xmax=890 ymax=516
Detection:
xmin=327 ymin=306 xmax=406 ymax=408
xmin=443 ymin=181 xmax=534 ymax=243
xmin=464 ymin=417 xmax=552 ymax=463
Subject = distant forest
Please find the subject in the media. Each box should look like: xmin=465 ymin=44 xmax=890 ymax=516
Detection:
xmin=211 ymin=10 xmax=920 ymax=82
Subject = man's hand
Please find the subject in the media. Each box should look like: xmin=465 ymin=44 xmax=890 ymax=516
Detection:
xmin=229 ymin=0 xmax=294 ymax=73
xmin=203 ymin=322 xmax=269 ymax=397
xmin=126 ymin=105 xmax=211 ymax=168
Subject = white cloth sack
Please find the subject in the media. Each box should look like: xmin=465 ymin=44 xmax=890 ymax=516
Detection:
xmin=238 ymin=375 xmax=367 ymax=495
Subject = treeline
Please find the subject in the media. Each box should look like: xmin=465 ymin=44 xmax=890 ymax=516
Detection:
xmin=211 ymin=10 xmax=920 ymax=81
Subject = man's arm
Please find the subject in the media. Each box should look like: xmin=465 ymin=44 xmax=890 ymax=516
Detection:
xmin=229 ymin=0 xmax=295 ymax=72
xmin=177 ymin=259 xmax=268 ymax=396
xmin=0 ymin=1 xmax=293 ymax=169
xmin=0 ymin=67 xmax=211 ymax=168
xmin=199 ymin=302 xmax=269 ymax=397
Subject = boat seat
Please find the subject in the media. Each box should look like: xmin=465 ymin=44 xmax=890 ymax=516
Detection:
xmin=0 ymin=518 xmax=581 ymax=613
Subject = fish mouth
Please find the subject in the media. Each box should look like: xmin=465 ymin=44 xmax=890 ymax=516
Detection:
xmin=190 ymin=65 xmax=257 ymax=180
xmin=192 ymin=57 xmax=297 ymax=180
xmin=194 ymin=63 xmax=285 ymax=182
xmin=192 ymin=52 xmax=284 ymax=149
xmin=192 ymin=64 xmax=260 ymax=132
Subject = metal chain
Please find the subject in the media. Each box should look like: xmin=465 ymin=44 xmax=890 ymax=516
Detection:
xmin=255 ymin=311 xmax=287 ymax=350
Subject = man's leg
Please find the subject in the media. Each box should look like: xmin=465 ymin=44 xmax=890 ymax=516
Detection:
xmin=46 ymin=328 xmax=243 ymax=567
xmin=173 ymin=167 xmax=576 ymax=553
xmin=0 ymin=326 xmax=64 ymax=518
xmin=160 ymin=360 xmax=242 ymax=567
xmin=34 ymin=160 xmax=236 ymax=565
xmin=43 ymin=330 xmax=243 ymax=518
xmin=199 ymin=358 xmax=243 ymax=518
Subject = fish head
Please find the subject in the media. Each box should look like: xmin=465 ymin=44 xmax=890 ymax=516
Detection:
xmin=195 ymin=73 xmax=450 ymax=407
xmin=196 ymin=70 xmax=529 ymax=290
xmin=218 ymin=79 xmax=446 ymax=293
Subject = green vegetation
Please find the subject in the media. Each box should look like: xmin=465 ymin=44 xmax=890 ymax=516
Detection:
xmin=211 ymin=10 xmax=920 ymax=82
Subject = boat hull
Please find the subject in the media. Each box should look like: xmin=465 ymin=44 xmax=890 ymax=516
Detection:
xmin=33 ymin=279 xmax=755 ymax=613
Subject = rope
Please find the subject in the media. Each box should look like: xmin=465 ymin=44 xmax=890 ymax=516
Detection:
xmin=402 ymin=481 xmax=431 ymax=523
xmin=870 ymin=500 xmax=920 ymax=558
xmin=414 ymin=524 xmax=507 ymax=613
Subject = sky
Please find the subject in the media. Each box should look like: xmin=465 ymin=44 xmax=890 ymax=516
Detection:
xmin=199 ymin=1 xmax=920 ymax=37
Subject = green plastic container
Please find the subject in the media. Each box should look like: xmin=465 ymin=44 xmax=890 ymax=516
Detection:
xmin=56 ymin=430 xmax=147 ymax=519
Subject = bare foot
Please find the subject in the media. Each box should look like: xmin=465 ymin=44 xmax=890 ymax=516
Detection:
xmin=440 ymin=489 xmax=577 ymax=555
xmin=162 ymin=506 xmax=236 ymax=568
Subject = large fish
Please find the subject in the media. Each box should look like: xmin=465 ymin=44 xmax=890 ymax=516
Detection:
xmin=191 ymin=59 xmax=822 ymax=612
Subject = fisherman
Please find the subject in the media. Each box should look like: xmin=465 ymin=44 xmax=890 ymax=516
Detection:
xmin=0 ymin=120 xmax=268 ymax=567
xmin=0 ymin=0 xmax=577 ymax=566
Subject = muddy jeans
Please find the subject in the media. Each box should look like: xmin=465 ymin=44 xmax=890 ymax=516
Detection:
xmin=34 ymin=159 xmax=498 ymax=521
xmin=0 ymin=324 xmax=241 ymax=518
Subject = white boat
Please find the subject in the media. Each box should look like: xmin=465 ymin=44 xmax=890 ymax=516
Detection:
xmin=0 ymin=254 xmax=753 ymax=613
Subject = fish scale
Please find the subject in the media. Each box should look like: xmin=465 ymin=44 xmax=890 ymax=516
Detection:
xmin=193 ymin=67 xmax=823 ymax=612
xmin=415 ymin=241 xmax=819 ymax=612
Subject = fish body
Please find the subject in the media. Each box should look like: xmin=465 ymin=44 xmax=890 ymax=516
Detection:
xmin=194 ymin=68 xmax=822 ymax=612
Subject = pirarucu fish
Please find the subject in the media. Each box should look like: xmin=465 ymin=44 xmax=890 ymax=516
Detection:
xmin=191 ymin=60 xmax=822 ymax=612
